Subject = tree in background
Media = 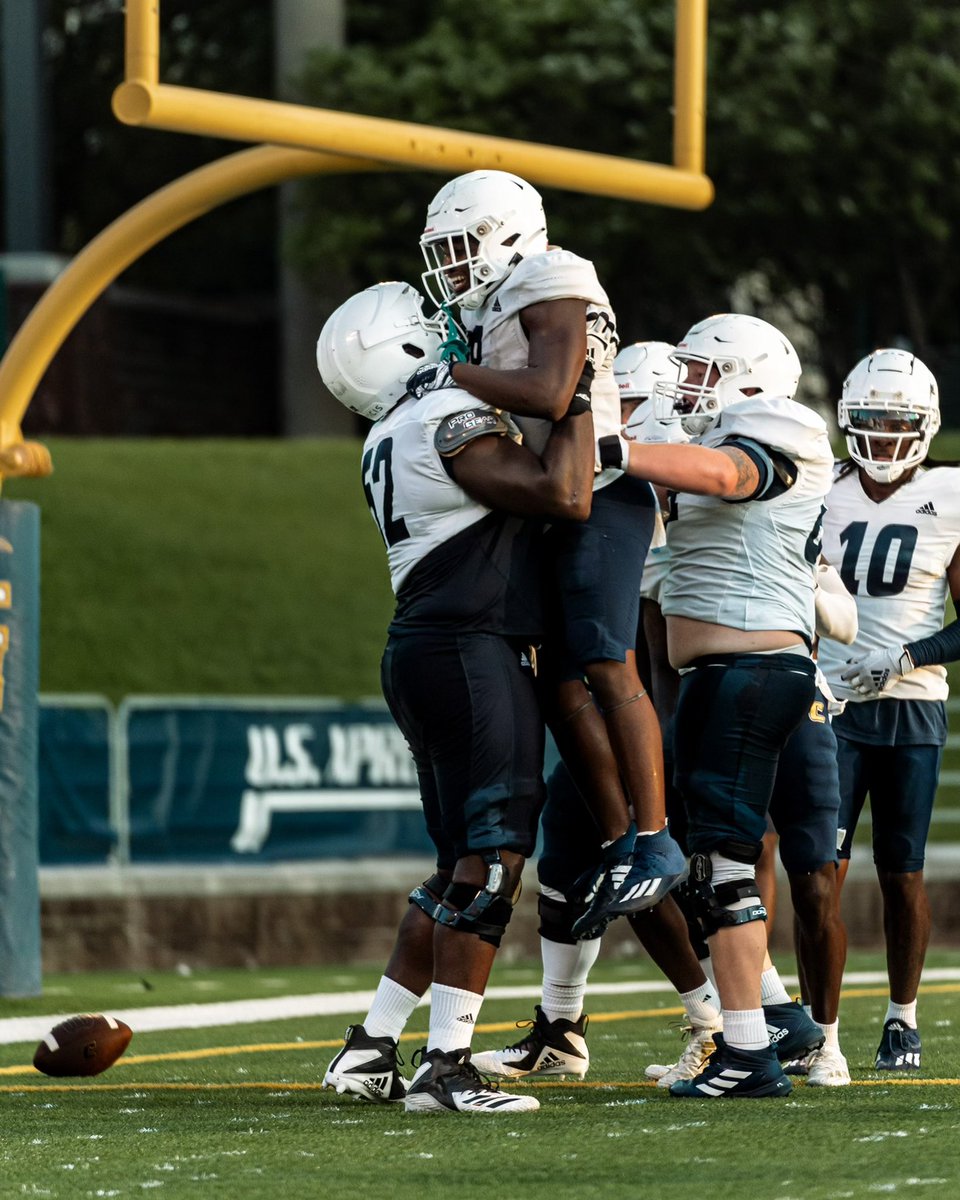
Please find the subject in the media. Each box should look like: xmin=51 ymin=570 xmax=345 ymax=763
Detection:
xmin=39 ymin=0 xmax=276 ymax=295
xmin=291 ymin=0 xmax=960 ymax=405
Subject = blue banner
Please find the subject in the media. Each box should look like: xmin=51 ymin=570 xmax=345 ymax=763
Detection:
xmin=124 ymin=700 xmax=432 ymax=862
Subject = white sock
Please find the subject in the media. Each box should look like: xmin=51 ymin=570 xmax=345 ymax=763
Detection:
xmin=803 ymin=1003 xmax=813 ymax=1019
xmin=885 ymin=999 xmax=918 ymax=1028
xmin=700 ymin=955 xmax=719 ymax=993
xmin=722 ymin=1007 xmax=769 ymax=1051
xmin=816 ymin=1018 xmax=840 ymax=1050
xmin=428 ymin=984 xmax=484 ymax=1053
xmin=541 ymin=935 xmax=601 ymax=1023
xmin=364 ymin=976 xmax=420 ymax=1041
xmin=680 ymin=981 xmax=721 ymax=1027
xmin=760 ymin=966 xmax=792 ymax=1006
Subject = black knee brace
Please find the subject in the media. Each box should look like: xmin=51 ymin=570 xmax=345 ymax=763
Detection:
xmin=431 ymin=853 xmax=520 ymax=947
xmin=689 ymin=852 xmax=767 ymax=937
xmin=537 ymin=892 xmax=588 ymax=945
xmin=408 ymin=871 xmax=449 ymax=920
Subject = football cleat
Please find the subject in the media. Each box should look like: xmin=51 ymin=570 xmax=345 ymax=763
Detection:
xmin=404 ymin=1046 xmax=540 ymax=1114
xmin=669 ymin=1034 xmax=792 ymax=1099
xmin=781 ymin=1054 xmax=811 ymax=1076
xmin=571 ymin=826 xmax=688 ymax=940
xmin=323 ymin=1023 xmax=408 ymax=1103
xmin=651 ymin=1020 xmax=723 ymax=1089
xmin=875 ymin=1019 xmax=921 ymax=1070
xmin=471 ymin=1006 xmax=589 ymax=1080
xmin=806 ymin=1044 xmax=851 ymax=1087
xmin=764 ymin=1001 xmax=825 ymax=1062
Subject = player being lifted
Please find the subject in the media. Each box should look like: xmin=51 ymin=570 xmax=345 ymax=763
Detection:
xmin=408 ymin=170 xmax=687 ymax=938
xmin=819 ymin=348 xmax=960 ymax=1071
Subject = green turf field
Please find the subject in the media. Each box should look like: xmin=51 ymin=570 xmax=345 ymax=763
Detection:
xmin=0 ymin=953 xmax=958 ymax=1199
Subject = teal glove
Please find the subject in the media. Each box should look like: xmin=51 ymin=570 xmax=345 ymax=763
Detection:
xmin=439 ymin=305 xmax=468 ymax=364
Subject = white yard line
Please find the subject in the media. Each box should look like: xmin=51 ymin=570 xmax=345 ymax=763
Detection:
xmin=1 ymin=969 xmax=958 ymax=1046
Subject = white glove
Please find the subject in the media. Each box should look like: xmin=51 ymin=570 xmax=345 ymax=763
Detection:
xmin=840 ymin=645 xmax=914 ymax=697
xmin=406 ymin=361 xmax=455 ymax=399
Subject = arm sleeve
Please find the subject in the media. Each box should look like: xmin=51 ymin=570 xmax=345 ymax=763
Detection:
xmin=905 ymin=617 xmax=960 ymax=667
xmin=814 ymin=562 xmax=858 ymax=644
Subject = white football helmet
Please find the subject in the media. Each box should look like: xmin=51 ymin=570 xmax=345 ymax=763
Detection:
xmin=420 ymin=170 xmax=548 ymax=310
xmin=316 ymin=282 xmax=444 ymax=421
xmin=653 ymin=313 xmax=801 ymax=435
xmin=838 ymin=348 xmax=940 ymax=483
xmin=615 ymin=341 xmax=679 ymax=406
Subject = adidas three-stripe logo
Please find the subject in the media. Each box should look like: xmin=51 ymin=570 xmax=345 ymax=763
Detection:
xmin=916 ymin=501 xmax=938 ymax=516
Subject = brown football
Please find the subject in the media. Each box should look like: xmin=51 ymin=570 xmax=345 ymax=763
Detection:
xmin=33 ymin=1014 xmax=133 ymax=1077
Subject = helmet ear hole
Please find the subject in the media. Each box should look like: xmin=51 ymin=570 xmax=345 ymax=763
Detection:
xmin=402 ymin=343 xmax=427 ymax=359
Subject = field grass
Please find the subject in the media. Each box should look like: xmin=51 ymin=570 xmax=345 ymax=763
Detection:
xmin=3 ymin=438 xmax=393 ymax=701
xmin=5 ymin=433 xmax=960 ymax=704
xmin=0 ymin=953 xmax=958 ymax=1199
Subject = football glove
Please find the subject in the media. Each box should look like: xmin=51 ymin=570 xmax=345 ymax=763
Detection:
xmin=840 ymin=645 xmax=914 ymax=697
xmin=406 ymin=361 xmax=456 ymax=399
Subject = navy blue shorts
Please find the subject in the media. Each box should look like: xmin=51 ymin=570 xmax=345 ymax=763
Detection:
xmin=673 ymin=652 xmax=816 ymax=861
xmin=536 ymin=758 xmax=599 ymax=895
xmin=835 ymin=738 xmax=942 ymax=872
xmin=381 ymin=632 xmax=546 ymax=868
xmin=543 ymin=473 xmax=656 ymax=680
xmin=768 ymin=691 xmax=841 ymax=873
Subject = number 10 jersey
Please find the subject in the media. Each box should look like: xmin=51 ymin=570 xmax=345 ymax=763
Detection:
xmin=818 ymin=464 xmax=960 ymax=702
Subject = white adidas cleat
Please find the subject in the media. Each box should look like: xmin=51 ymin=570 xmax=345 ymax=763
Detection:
xmin=471 ymin=1006 xmax=589 ymax=1080
xmin=653 ymin=1021 xmax=723 ymax=1089
xmin=805 ymin=1044 xmax=851 ymax=1087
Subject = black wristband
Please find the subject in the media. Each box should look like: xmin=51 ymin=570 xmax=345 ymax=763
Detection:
xmin=598 ymin=434 xmax=624 ymax=471
xmin=568 ymin=363 xmax=594 ymax=415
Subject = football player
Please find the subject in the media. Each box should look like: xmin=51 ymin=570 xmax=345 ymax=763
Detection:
xmin=317 ymin=281 xmax=595 ymax=1114
xmin=410 ymin=172 xmax=687 ymax=938
xmin=599 ymin=313 xmax=834 ymax=1097
xmin=818 ymin=348 xmax=960 ymax=1072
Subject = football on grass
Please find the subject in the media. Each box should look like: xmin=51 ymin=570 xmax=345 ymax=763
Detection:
xmin=33 ymin=1014 xmax=133 ymax=1077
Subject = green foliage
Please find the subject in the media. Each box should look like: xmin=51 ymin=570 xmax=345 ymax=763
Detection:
xmin=44 ymin=0 xmax=276 ymax=293
xmin=290 ymin=0 xmax=960 ymax=390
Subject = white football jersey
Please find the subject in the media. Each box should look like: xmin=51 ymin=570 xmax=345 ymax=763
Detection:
xmin=661 ymin=395 xmax=833 ymax=639
xmin=362 ymin=387 xmax=517 ymax=593
xmin=460 ymin=248 xmax=622 ymax=490
xmin=818 ymin=464 xmax=960 ymax=702
xmin=640 ymin=511 xmax=669 ymax=604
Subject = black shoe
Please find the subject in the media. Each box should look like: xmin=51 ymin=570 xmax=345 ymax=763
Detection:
xmin=571 ymin=826 xmax=688 ymax=940
xmin=404 ymin=1046 xmax=539 ymax=1114
xmin=764 ymin=1001 xmax=825 ymax=1062
xmin=471 ymin=1006 xmax=589 ymax=1079
xmin=323 ymin=1023 xmax=408 ymax=1102
xmin=669 ymin=1033 xmax=792 ymax=1099
xmin=875 ymin=1019 xmax=921 ymax=1070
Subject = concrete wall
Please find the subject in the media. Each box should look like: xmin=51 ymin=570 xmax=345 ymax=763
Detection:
xmin=37 ymin=852 xmax=960 ymax=974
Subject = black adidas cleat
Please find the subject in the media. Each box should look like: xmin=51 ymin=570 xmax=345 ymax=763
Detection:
xmin=323 ymin=1023 xmax=408 ymax=1103
xmin=875 ymin=1019 xmax=921 ymax=1070
xmin=763 ymin=1001 xmax=825 ymax=1062
xmin=669 ymin=1034 xmax=792 ymax=1099
xmin=404 ymin=1046 xmax=539 ymax=1114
